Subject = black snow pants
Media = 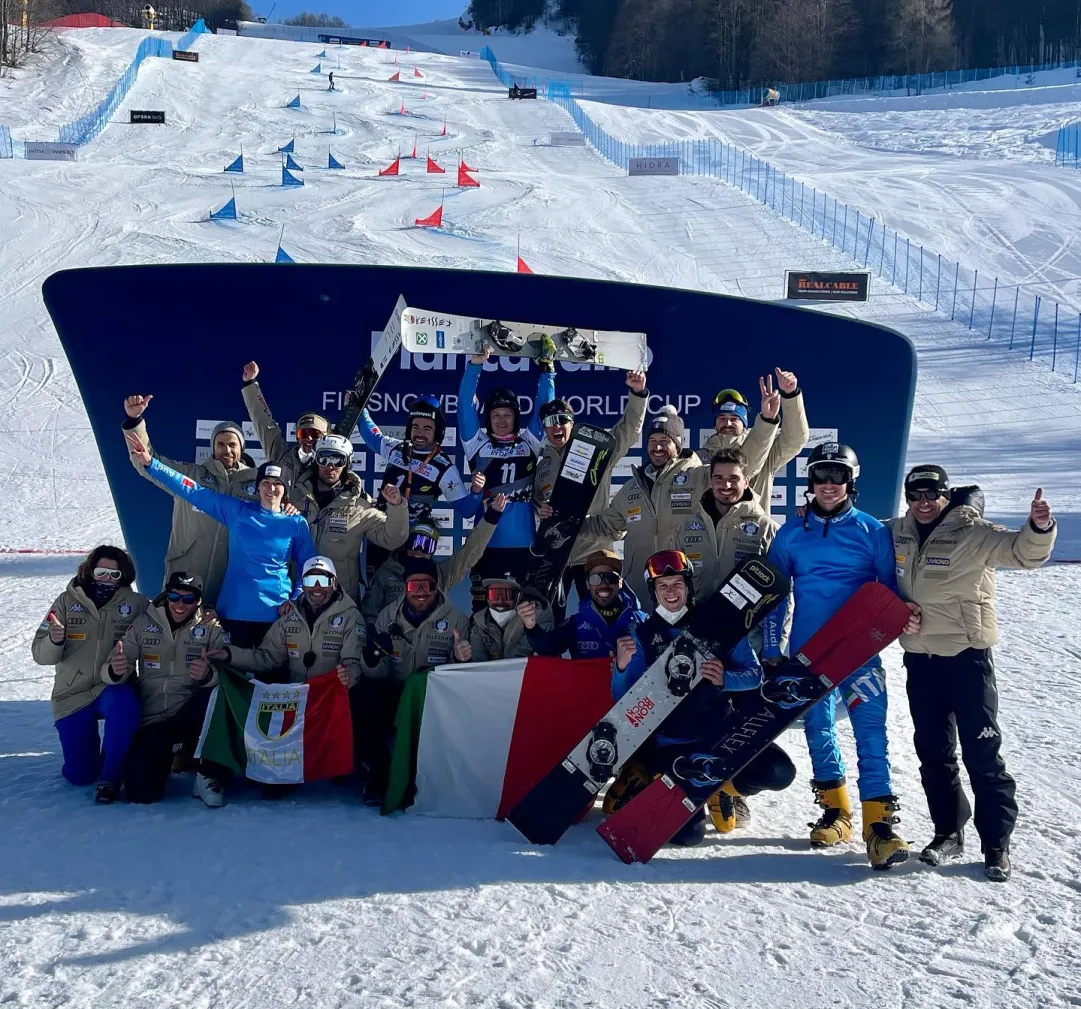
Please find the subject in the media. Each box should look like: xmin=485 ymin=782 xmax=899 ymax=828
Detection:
xmin=904 ymin=648 xmax=1017 ymax=849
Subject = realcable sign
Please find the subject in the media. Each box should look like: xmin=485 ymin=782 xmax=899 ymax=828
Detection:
xmin=24 ymin=142 xmax=77 ymax=162
xmin=172 ymin=49 xmax=199 ymax=62
xmin=785 ymin=271 xmax=870 ymax=302
xmin=628 ymin=157 xmax=679 ymax=177
xmin=130 ymin=110 xmax=166 ymax=124
xmin=550 ymin=132 xmax=586 ymax=147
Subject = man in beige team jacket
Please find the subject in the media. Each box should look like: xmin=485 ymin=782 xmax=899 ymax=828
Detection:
xmin=887 ymin=465 xmax=1056 ymax=882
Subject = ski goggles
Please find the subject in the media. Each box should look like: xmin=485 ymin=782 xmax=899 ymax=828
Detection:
xmin=809 ymin=464 xmax=850 ymax=485
xmin=645 ymin=550 xmax=691 ymax=580
xmin=93 ymin=567 xmax=123 ymax=581
xmin=711 ymin=388 xmax=749 ymax=411
xmin=405 ymin=577 xmax=436 ymax=593
xmin=543 ymin=412 xmax=574 ymax=427
xmin=906 ymin=488 xmax=944 ymax=502
xmin=166 ymin=591 xmax=198 ymax=605
xmin=407 ymin=531 xmax=439 ymax=556
xmin=315 ymin=449 xmax=350 ymax=468
xmin=486 ymin=585 xmax=521 ymax=607
xmin=296 ymin=426 xmax=326 ymax=442
xmin=586 ymin=571 xmax=621 ymax=587
xmin=302 ymin=572 xmax=334 ymax=588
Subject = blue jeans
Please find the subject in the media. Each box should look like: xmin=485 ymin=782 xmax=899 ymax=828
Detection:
xmin=802 ymin=662 xmax=892 ymax=800
xmin=54 ymin=685 xmax=141 ymax=786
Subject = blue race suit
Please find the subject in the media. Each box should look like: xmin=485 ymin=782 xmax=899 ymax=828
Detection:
xmin=146 ymin=458 xmax=316 ymax=623
xmin=763 ymin=500 xmax=899 ymax=800
xmin=525 ymin=586 xmax=647 ymax=660
xmin=458 ymin=360 xmax=555 ymax=550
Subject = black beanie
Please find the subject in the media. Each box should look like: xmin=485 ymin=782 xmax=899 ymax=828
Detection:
xmin=905 ymin=464 xmax=950 ymax=494
xmin=401 ymin=556 xmax=439 ymax=583
xmin=647 ymin=405 xmax=685 ymax=449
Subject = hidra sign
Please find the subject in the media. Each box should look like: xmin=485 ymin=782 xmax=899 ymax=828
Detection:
xmin=628 ymin=157 xmax=679 ymax=177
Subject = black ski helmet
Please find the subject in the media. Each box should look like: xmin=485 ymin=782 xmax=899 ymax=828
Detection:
xmin=806 ymin=442 xmax=861 ymax=490
xmin=405 ymin=394 xmax=446 ymax=444
xmin=483 ymin=387 xmax=521 ymax=433
xmin=644 ymin=549 xmax=695 ymax=608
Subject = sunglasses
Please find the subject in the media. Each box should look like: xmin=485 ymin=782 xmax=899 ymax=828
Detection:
xmin=645 ymin=550 xmax=691 ymax=580
xmin=810 ymin=464 xmax=849 ymax=486
xmin=297 ymin=427 xmax=325 ymax=441
xmin=711 ymin=388 xmax=749 ymax=410
xmin=315 ymin=451 xmax=349 ymax=468
xmin=587 ymin=571 xmax=621 ymax=587
xmin=906 ymin=488 xmax=944 ymax=502
xmin=405 ymin=578 xmax=436 ymax=592
xmin=302 ymin=573 xmax=334 ymax=588
xmin=486 ymin=586 xmax=521 ymax=605
xmin=544 ymin=413 xmax=574 ymax=427
xmin=93 ymin=567 xmax=123 ymax=581
xmin=167 ymin=591 xmax=198 ymax=605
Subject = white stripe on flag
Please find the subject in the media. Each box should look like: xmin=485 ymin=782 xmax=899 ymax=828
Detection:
xmin=412 ymin=659 xmax=527 ymax=818
xmin=243 ymin=679 xmax=309 ymax=784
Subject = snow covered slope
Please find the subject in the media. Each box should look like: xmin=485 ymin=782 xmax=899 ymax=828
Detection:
xmin=2 ymin=31 xmax=1081 ymax=1009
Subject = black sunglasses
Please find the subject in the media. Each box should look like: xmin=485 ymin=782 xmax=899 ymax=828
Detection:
xmin=906 ymin=488 xmax=944 ymax=502
xmin=167 ymin=591 xmax=198 ymax=605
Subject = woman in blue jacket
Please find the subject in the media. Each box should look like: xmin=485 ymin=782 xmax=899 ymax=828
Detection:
xmin=128 ymin=436 xmax=315 ymax=647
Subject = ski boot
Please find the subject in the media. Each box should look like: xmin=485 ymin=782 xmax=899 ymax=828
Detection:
xmin=733 ymin=796 xmax=752 ymax=828
xmin=95 ymin=781 xmax=120 ymax=805
xmin=919 ymin=829 xmax=965 ymax=866
xmin=707 ymin=781 xmax=742 ymax=833
xmin=193 ymin=773 xmax=226 ymax=808
xmin=808 ymin=778 xmax=853 ymax=847
xmin=602 ymin=760 xmax=653 ymax=815
xmin=863 ymin=796 xmax=910 ymax=870
xmin=984 ymin=846 xmax=1011 ymax=882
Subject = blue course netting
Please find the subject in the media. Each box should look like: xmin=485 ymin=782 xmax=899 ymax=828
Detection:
xmin=0 ymin=125 xmax=12 ymax=159
xmin=1058 ymin=122 xmax=1081 ymax=168
xmin=480 ymin=49 xmax=1081 ymax=384
xmin=481 ymin=46 xmax=1081 ymax=112
xmin=47 ymin=20 xmax=209 ymax=147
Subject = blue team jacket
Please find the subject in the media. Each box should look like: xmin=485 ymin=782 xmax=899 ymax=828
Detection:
xmin=147 ymin=458 xmax=316 ymax=623
xmin=458 ymin=360 xmax=555 ymax=549
xmin=763 ymin=501 xmax=898 ymax=660
xmin=526 ymin=587 xmax=647 ymax=659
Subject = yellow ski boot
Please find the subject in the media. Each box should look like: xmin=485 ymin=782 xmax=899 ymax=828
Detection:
xmin=808 ymin=778 xmax=853 ymax=848
xmin=707 ymin=781 xmax=742 ymax=833
xmin=863 ymin=796 xmax=910 ymax=870
xmin=602 ymin=760 xmax=653 ymax=815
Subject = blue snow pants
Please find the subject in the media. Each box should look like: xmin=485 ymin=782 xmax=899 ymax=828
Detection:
xmin=54 ymin=684 xmax=141 ymax=786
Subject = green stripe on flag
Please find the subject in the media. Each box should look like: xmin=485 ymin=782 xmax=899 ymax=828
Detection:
xmin=196 ymin=667 xmax=255 ymax=776
xmin=382 ymin=668 xmax=431 ymax=814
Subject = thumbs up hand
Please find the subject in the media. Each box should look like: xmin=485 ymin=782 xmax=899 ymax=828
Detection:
xmin=452 ymin=628 xmax=472 ymax=663
xmin=110 ymin=639 xmax=129 ymax=679
xmin=46 ymin=611 xmax=66 ymax=644
xmin=189 ymin=647 xmax=209 ymax=681
xmin=1030 ymin=488 xmax=1053 ymax=531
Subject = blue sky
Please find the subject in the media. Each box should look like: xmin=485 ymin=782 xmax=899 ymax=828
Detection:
xmin=258 ymin=0 xmax=466 ymax=27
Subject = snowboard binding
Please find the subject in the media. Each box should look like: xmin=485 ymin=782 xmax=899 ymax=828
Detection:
xmin=586 ymin=722 xmax=619 ymax=780
xmin=485 ymin=321 xmax=526 ymax=354
xmin=761 ymin=669 xmax=823 ymax=709
xmin=559 ymin=328 xmax=598 ymax=362
xmin=664 ymin=641 xmax=697 ymax=696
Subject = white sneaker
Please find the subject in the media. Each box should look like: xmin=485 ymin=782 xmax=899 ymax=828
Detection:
xmin=193 ymin=773 xmax=226 ymax=808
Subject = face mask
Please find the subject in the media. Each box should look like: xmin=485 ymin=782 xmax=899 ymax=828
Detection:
xmin=87 ymin=581 xmax=119 ymax=606
xmin=656 ymin=604 xmax=688 ymax=625
xmin=489 ymin=606 xmax=516 ymax=627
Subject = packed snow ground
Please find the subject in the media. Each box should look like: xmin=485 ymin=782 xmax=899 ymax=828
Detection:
xmin=2 ymin=29 xmax=1081 ymax=1009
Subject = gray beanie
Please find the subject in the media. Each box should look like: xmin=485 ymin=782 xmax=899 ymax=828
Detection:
xmin=647 ymin=405 xmax=685 ymax=450
xmin=210 ymin=421 xmax=245 ymax=448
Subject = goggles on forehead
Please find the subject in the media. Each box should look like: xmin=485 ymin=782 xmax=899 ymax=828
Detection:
xmin=93 ymin=567 xmax=123 ymax=581
xmin=405 ymin=577 xmax=436 ymax=592
xmin=407 ymin=532 xmax=438 ymax=556
xmin=302 ymin=573 xmax=334 ymax=588
xmin=544 ymin=413 xmax=574 ymax=427
xmin=586 ymin=571 xmax=621 ymax=587
xmin=167 ymin=591 xmax=198 ymax=605
xmin=712 ymin=388 xmax=749 ymax=410
xmin=315 ymin=449 xmax=350 ymax=468
xmin=645 ymin=550 xmax=690 ymax=580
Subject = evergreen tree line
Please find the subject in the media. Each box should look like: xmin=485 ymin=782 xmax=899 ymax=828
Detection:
xmin=468 ymin=0 xmax=1081 ymax=90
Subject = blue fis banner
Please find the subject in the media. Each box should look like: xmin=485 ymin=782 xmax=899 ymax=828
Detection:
xmin=43 ymin=265 xmax=915 ymax=593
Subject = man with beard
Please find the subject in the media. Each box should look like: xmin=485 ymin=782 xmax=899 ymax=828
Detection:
xmin=103 ymin=573 xmax=226 ymax=804
xmin=241 ymin=360 xmax=330 ymax=487
xmin=519 ymin=550 xmax=646 ymax=661
xmin=533 ymin=369 xmax=648 ymax=619
xmin=698 ymin=368 xmax=809 ymax=508
xmin=122 ymin=394 xmax=253 ymax=604
xmin=467 ymin=573 xmax=554 ymax=661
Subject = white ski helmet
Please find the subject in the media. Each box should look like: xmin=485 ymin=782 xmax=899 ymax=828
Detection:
xmin=314 ymin=434 xmax=353 ymax=467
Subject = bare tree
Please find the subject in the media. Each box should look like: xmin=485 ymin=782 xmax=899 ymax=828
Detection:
xmin=753 ymin=0 xmax=855 ymax=83
xmin=894 ymin=0 xmax=954 ymax=79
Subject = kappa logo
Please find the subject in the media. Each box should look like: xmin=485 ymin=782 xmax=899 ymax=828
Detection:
xmin=70 ymin=603 xmax=85 ymax=613
xmin=256 ymin=700 xmax=299 ymax=740
xmin=977 ymin=726 xmax=999 ymax=740
xmin=686 ymin=520 xmax=705 ymax=532
xmin=145 ymin=623 xmax=161 ymax=634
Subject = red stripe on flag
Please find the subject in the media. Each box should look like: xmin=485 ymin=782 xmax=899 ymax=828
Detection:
xmin=301 ymin=670 xmax=354 ymax=781
xmin=496 ymin=657 xmax=614 ymax=820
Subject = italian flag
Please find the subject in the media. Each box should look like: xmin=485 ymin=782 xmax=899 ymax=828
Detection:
xmin=196 ymin=668 xmax=353 ymax=784
xmin=386 ymin=656 xmax=614 ymax=818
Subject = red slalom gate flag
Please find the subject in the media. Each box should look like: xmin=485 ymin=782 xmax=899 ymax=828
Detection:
xmin=378 ymin=157 xmax=400 ymax=177
xmin=427 ymin=155 xmax=445 ymax=174
xmin=410 ymin=136 xmax=418 ymax=159
xmin=461 ymin=158 xmax=476 ymax=173
xmin=415 ymin=203 xmax=443 ymax=227
xmin=399 ymin=100 xmax=407 ymax=115
xmin=458 ymin=163 xmax=479 ymax=188
xmin=388 ymin=71 xmax=400 ymax=82
xmin=414 ymin=67 xmax=423 ymax=78
xmin=517 ymin=256 xmax=534 ymax=274
xmin=441 ymin=121 xmax=447 ymax=137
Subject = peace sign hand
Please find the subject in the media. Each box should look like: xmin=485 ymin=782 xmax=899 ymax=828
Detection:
xmin=759 ymin=374 xmax=780 ymax=420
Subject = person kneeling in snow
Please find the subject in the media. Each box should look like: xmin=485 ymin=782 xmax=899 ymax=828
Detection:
xmin=606 ymin=550 xmax=796 ymax=847
xmin=102 ymin=573 xmax=226 ymax=804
